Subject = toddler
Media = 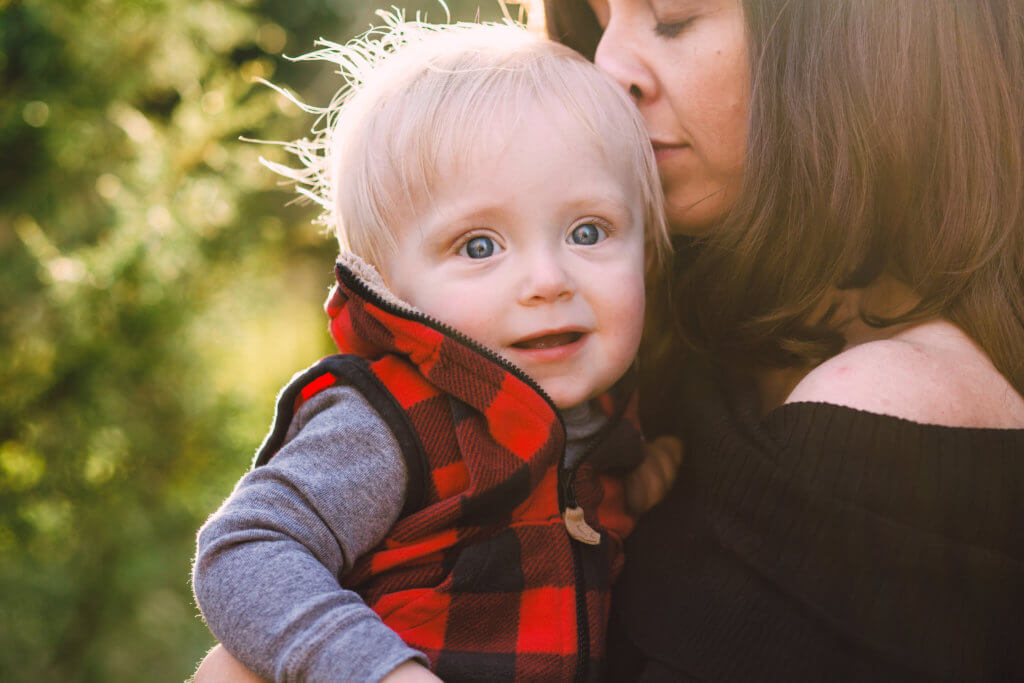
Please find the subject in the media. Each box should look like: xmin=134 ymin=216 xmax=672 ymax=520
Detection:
xmin=192 ymin=16 xmax=672 ymax=683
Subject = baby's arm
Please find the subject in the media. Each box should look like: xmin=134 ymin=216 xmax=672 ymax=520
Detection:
xmin=192 ymin=385 xmax=428 ymax=681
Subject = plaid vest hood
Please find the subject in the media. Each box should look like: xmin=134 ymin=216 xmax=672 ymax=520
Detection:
xmin=256 ymin=254 xmax=645 ymax=681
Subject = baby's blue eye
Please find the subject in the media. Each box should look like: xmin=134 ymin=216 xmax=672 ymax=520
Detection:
xmin=569 ymin=223 xmax=606 ymax=245
xmin=461 ymin=235 xmax=499 ymax=259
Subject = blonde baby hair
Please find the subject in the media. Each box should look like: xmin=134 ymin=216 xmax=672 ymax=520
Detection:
xmin=263 ymin=11 xmax=669 ymax=274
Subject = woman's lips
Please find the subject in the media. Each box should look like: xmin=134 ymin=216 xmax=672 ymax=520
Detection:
xmin=651 ymin=140 xmax=688 ymax=162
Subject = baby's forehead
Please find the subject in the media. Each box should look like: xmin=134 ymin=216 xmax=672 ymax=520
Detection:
xmin=386 ymin=93 xmax=637 ymax=187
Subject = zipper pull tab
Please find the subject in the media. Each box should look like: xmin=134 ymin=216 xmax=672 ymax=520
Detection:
xmin=563 ymin=506 xmax=601 ymax=545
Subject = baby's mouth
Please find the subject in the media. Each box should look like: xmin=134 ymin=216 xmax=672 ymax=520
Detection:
xmin=511 ymin=331 xmax=585 ymax=350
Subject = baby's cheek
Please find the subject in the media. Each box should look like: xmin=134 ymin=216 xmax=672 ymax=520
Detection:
xmin=614 ymin=271 xmax=647 ymax=332
xmin=441 ymin=296 xmax=503 ymax=346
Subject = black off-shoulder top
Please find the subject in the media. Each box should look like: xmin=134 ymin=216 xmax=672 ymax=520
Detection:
xmin=610 ymin=374 xmax=1024 ymax=682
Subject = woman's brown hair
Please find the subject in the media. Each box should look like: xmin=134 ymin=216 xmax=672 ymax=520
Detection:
xmin=546 ymin=0 xmax=1024 ymax=393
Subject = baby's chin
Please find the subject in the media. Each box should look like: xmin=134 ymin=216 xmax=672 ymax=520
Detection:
xmin=543 ymin=379 xmax=614 ymax=412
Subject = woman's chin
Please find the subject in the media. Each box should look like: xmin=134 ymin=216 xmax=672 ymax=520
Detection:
xmin=665 ymin=186 xmax=739 ymax=237
xmin=666 ymin=204 xmax=726 ymax=237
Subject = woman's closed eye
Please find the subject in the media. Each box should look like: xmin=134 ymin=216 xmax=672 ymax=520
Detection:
xmin=654 ymin=16 xmax=696 ymax=38
xmin=458 ymin=234 xmax=503 ymax=259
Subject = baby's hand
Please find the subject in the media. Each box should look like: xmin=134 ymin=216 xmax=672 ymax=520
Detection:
xmin=624 ymin=435 xmax=683 ymax=515
xmin=380 ymin=660 xmax=444 ymax=682
xmin=192 ymin=644 xmax=266 ymax=683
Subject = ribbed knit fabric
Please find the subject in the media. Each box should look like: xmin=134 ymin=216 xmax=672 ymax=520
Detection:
xmin=609 ymin=376 xmax=1024 ymax=682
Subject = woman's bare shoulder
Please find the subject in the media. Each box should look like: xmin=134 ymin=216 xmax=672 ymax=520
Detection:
xmin=784 ymin=320 xmax=1024 ymax=428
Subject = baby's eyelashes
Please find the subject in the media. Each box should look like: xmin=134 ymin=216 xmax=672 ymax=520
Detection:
xmin=460 ymin=235 xmax=502 ymax=259
xmin=568 ymin=222 xmax=609 ymax=245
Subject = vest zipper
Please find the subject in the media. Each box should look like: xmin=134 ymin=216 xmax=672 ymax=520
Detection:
xmin=558 ymin=397 xmax=631 ymax=683
xmin=337 ymin=261 xmax=600 ymax=681
xmin=336 ymin=263 xmax=564 ymax=421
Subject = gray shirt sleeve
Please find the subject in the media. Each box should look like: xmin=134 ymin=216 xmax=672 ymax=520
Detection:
xmin=192 ymin=384 xmax=428 ymax=682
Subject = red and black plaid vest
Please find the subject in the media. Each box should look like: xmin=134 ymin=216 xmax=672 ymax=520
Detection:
xmin=256 ymin=259 xmax=644 ymax=682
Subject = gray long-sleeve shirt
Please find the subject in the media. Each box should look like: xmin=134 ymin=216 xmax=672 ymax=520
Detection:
xmin=193 ymin=384 xmax=606 ymax=682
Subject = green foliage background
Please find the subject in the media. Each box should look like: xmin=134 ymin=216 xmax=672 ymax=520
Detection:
xmin=0 ymin=0 xmax=511 ymax=679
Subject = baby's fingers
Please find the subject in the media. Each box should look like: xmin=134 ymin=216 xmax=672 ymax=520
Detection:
xmin=651 ymin=434 xmax=683 ymax=480
xmin=625 ymin=435 xmax=684 ymax=515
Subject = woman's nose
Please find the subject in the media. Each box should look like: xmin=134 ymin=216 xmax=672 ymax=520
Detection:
xmin=593 ymin=23 xmax=657 ymax=102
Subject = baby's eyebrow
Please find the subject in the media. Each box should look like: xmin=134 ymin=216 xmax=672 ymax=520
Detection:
xmin=415 ymin=213 xmax=496 ymax=252
xmin=562 ymin=193 xmax=634 ymax=220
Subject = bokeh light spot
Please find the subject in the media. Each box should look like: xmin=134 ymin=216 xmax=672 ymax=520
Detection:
xmin=0 ymin=442 xmax=45 ymax=491
xmin=256 ymin=23 xmax=287 ymax=54
xmin=200 ymin=91 xmax=225 ymax=115
xmin=96 ymin=173 xmax=122 ymax=200
xmin=23 ymin=101 xmax=50 ymax=127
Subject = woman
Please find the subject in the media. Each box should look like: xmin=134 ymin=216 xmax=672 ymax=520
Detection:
xmin=546 ymin=0 xmax=1024 ymax=679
